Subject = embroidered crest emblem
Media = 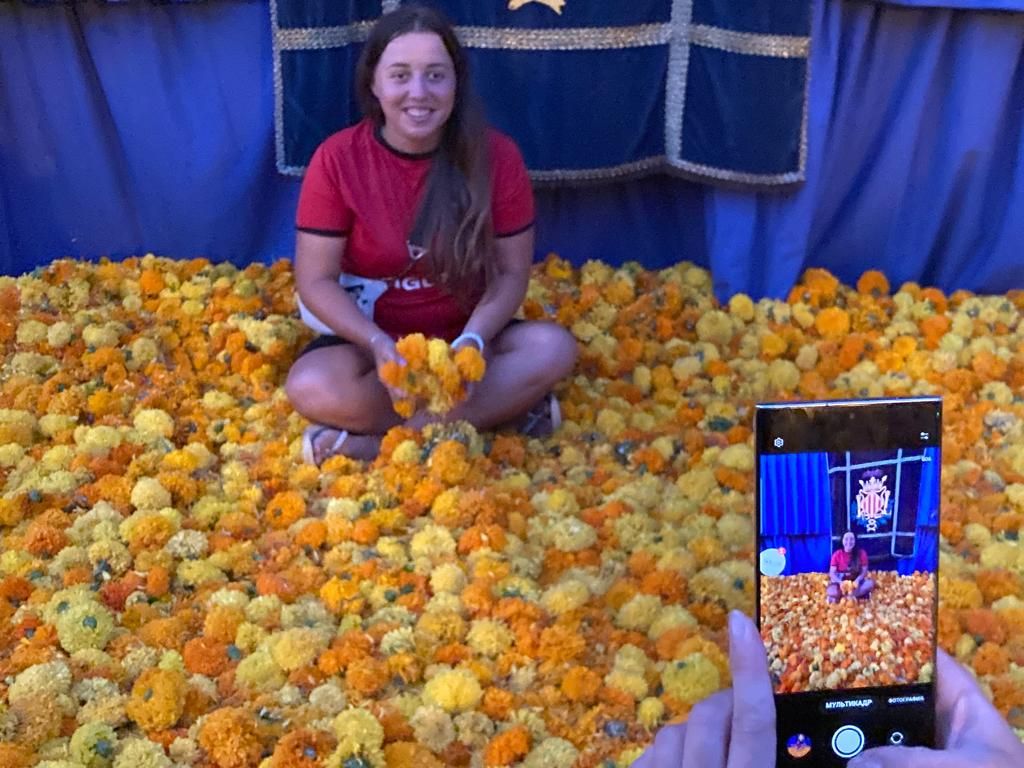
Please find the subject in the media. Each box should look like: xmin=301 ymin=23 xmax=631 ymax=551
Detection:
xmin=855 ymin=470 xmax=892 ymax=533
xmin=508 ymin=0 xmax=566 ymax=15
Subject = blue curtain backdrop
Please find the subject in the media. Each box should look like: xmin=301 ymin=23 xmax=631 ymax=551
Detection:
xmin=759 ymin=453 xmax=833 ymax=575
xmin=1 ymin=0 xmax=1023 ymax=299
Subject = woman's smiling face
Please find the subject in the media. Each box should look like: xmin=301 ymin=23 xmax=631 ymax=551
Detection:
xmin=372 ymin=31 xmax=456 ymax=154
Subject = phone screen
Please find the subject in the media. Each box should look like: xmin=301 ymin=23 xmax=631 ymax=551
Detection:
xmin=755 ymin=397 xmax=942 ymax=766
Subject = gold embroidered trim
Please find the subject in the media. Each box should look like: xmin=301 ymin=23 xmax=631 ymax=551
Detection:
xmin=455 ymin=23 xmax=670 ymax=50
xmin=529 ymin=157 xmax=668 ymax=183
xmin=277 ymin=21 xmax=374 ymax=50
xmin=689 ymin=24 xmax=809 ymax=58
xmin=276 ymin=23 xmax=671 ymax=51
xmin=667 ymin=156 xmax=804 ymax=186
xmin=664 ymin=0 xmax=694 ymax=162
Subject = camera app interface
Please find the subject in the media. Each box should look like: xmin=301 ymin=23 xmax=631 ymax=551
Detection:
xmin=757 ymin=401 xmax=941 ymax=766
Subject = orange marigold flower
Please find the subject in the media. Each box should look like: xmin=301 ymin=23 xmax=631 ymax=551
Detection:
xmin=454 ymin=345 xmax=486 ymax=382
xmin=960 ymin=608 xmax=1006 ymax=645
xmin=197 ymin=707 xmax=264 ymax=768
xmin=264 ymin=490 xmax=306 ymax=530
xmin=484 ymin=724 xmax=530 ymax=766
xmin=139 ymin=616 xmax=190 ymax=650
xmin=126 ymin=668 xmax=187 ymax=731
xmin=345 ymin=656 xmax=390 ymax=696
xmin=294 ymin=519 xmax=327 ymax=549
xmin=183 ymin=636 xmax=231 ymax=677
xmin=972 ymin=642 xmax=1010 ymax=677
xmin=145 ymin=565 xmax=171 ymax=598
xmin=481 ymin=687 xmax=517 ymax=720
xmin=814 ymin=307 xmax=851 ymax=339
xmin=856 ymin=270 xmax=890 ymax=296
xmin=560 ymin=665 xmax=602 ymax=704
xmin=139 ymin=268 xmax=166 ymax=296
xmin=976 ymin=569 xmax=1023 ymax=604
xmin=267 ymin=728 xmax=336 ymax=768
xmin=350 ymin=518 xmax=380 ymax=546
xmin=429 ymin=440 xmax=471 ymax=485
xmin=22 ymin=520 xmax=68 ymax=557
xmin=457 ymin=524 xmax=507 ymax=555
xmin=384 ymin=742 xmax=444 ymax=768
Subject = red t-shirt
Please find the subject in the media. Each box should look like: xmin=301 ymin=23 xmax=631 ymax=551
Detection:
xmin=830 ymin=548 xmax=868 ymax=577
xmin=295 ymin=120 xmax=535 ymax=341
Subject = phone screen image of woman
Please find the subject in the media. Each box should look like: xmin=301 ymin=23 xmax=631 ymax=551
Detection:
xmin=755 ymin=397 xmax=941 ymax=766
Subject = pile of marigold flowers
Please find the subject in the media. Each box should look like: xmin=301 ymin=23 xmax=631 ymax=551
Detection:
xmin=379 ymin=334 xmax=486 ymax=418
xmin=0 ymin=254 xmax=1021 ymax=768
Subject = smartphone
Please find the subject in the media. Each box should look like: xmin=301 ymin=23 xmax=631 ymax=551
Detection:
xmin=754 ymin=397 xmax=942 ymax=766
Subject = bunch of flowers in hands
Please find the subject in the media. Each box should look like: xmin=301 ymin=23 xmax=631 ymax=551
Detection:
xmin=379 ymin=334 xmax=486 ymax=418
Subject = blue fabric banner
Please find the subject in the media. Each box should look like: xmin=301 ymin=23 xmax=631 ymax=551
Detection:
xmin=271 ymin=0 xmax=812 ymax=187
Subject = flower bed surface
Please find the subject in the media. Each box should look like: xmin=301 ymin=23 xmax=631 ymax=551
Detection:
xmin=0 ymin=256 xmax=1021 ymax=768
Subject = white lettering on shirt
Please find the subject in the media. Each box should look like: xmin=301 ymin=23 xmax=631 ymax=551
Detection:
xmin=392 ymin=276 xmax=434 ymax=291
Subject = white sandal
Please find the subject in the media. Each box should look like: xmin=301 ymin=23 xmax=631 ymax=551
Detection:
xmin=301 ymin=424 xmax=350 ymax=466
xmin=520 ymin=393 xmax=562 ymax=437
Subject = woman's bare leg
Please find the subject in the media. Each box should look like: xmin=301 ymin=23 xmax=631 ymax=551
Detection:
xmin=287 ymin=321 xmax=578 ymax=462
xmin=446 ymin=321 xmax=578 ymax=429
xmin=285 ymin=345 xmax=398 ymax=461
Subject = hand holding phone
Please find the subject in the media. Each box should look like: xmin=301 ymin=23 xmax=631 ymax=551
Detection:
xmin=848 ymin=648 xmax=1024 ymax=768
xmin=631 ymin=610 xmax=776 ymax=768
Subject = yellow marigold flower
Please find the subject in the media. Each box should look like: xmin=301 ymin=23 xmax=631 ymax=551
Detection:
xmin=0 ymin=409 xmax=37 ymax=446
xmin=661 ymin=652 xmax=721 ymax=705
xmin=234 ymin=649 xmax=286 ymax=692
xmin=466 ymin=619 xmax=513 ymax=657
xmin=637 ymin=697 xmax=665 ymax=729
xmin=522 ymin=738 xmax=579 ymax=768
xmin=540 ymin=579 xmax=590 ymax=616
xmin=130 ymin=477 xmax=172 ymax=511
xmin=111 ymin=738 xmax=171 ymax=768
xmin=69 ymin=722 xmax=117 ymax=768
xmin=423 ymin=667 xmax=483 ymax=713
xmin=727 ymin=293 xmax=756 ymax=322
xmin=648 ymin=606 xmax=699 ymax=640
xmin=133 ymin=408 xmax=174 ymax=441
xmin=56 ymin=600 xmax=115 ymax=653
xmin=333 ymin=707 xmax=385 ymax=755
xmin=270 ymin=627 xmax=328 ymax=672
xmin=410 ymin=524 xmax=457 ymax=561
xmin=603 ymin=670 xmax=648 ymax=700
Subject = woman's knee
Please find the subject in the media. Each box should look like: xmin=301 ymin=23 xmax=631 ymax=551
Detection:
xmin=286 ymin=359 xmax=363 ymax=419
xmin=527 ymin=322 xmax=579 ymax=379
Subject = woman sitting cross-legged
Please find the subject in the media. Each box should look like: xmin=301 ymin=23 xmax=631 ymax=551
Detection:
xmin=285 ymin=4 xmax=578 ymax=464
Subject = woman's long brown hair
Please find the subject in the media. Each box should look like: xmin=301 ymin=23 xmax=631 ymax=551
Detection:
xmin=356 ymin=4 xmax=494 ymax=304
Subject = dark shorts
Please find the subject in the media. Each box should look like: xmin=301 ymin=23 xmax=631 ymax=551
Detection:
xmin=297 ymin=334 xmax=353 ymax=359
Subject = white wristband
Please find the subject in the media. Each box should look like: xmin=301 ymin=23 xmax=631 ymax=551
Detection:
xmin=453 ymin=332 xmax=485 ymax=353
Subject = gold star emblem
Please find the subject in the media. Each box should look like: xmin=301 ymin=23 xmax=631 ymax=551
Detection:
xmin=508 ymin=0 xmax=566 ymax=15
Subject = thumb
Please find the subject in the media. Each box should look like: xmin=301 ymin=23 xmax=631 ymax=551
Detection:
xmin=849 ymin=746 xmax=962 ymax=768
xmin=725 ymin=610 xmax=776 ymax=768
